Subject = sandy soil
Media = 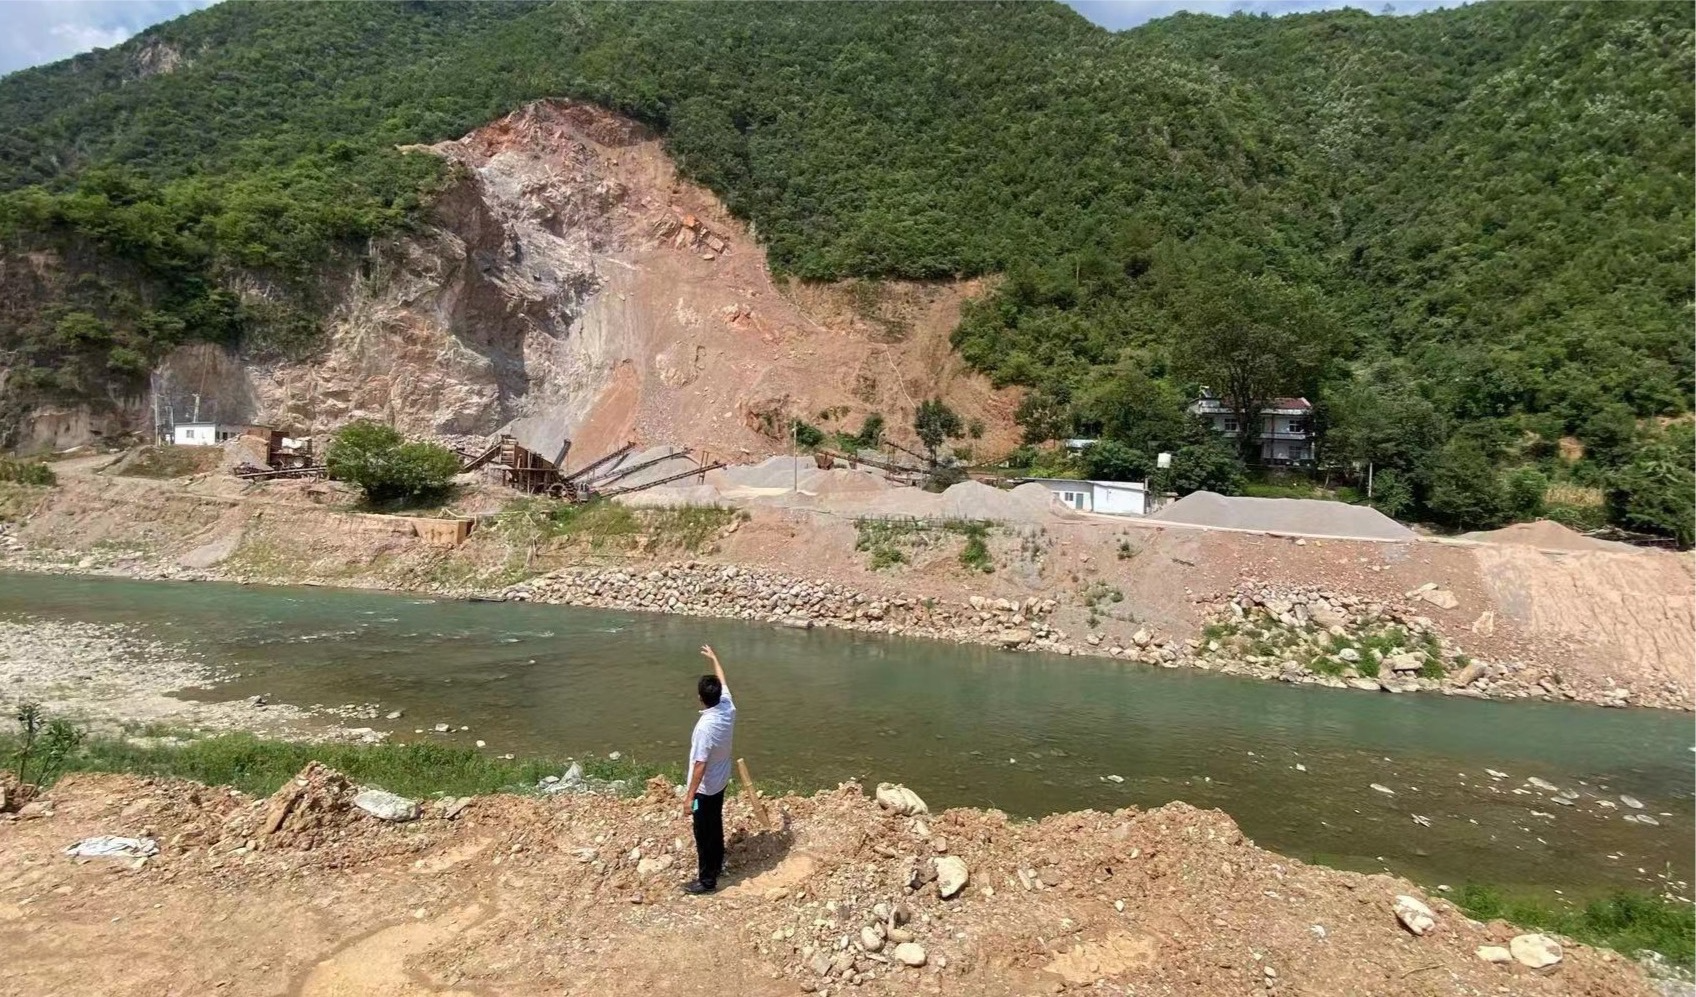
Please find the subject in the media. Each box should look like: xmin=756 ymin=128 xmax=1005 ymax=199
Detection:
xmin=0 ymin=769 xmax=1660 ymax=997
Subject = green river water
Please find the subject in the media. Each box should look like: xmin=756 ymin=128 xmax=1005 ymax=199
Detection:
xmin=6 ymin=573 xmax=1691 ymax=896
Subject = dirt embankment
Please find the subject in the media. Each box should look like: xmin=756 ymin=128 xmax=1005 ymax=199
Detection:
xmin=0 ymin=768 xmax=1661 ymax=997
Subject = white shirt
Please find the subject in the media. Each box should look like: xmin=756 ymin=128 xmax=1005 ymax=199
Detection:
xmin=688 ymin=686 xmax=736 ymax=796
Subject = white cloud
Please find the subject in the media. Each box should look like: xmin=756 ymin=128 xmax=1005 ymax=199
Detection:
xmin=1 ymin=0 xmax=217 ymax=78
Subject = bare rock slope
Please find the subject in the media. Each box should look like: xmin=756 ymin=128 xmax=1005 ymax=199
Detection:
xmin=244 ymin=100 xmax=1017 ymax=460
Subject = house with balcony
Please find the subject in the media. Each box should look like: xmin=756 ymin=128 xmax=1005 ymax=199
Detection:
xmin=1188 ymin=391 xmax=1315 ymax=465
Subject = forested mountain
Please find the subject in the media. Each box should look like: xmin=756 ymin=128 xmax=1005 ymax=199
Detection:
xmin=0 ymin=1 xmax=1689 ymax=538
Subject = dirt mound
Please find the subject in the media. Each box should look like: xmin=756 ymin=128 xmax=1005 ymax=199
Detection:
xmin=232 ymin=762 xmax=360 ymax=851
xmin=1463 ymin=519 xmax=1640 ymax=553
xmin=1153 ymin=491 xmax=1415 ymax=540
xmin=0 ymin=770 xmax=1661 ymax=997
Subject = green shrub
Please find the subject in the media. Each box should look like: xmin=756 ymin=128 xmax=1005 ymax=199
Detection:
xmin=0 ymin=457 xmax=55 ymax=486
xmin=791 ymin=418 xmax=825 ymax=450
xmin=325 ymin=420 xmax=461 ymax=506
xmin=1503 ymin=466 xmax=1549 ymax=520
xmin=855 ymin=413 xmax=885 ymax=448
xmin=10 ymin=702 xmax=84 ymax=787
xmin=869 ymin=546 xmax=907 ymax=570
xmin=949 ymin=521 xmax=994 ymax=572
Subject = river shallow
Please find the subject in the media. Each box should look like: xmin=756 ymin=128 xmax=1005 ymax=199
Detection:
xmin=4 ymin=572 xmax=1691 ymax=896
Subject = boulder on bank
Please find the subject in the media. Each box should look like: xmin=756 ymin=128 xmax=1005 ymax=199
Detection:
xmin=875 ymin=782 xmax=929 ymax=816
xmin=353 ymin=788 xmax=419 ymax=822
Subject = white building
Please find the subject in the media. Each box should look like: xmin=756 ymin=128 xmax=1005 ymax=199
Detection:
xmin=1021 ymin=478 xmax=1151 ymax=516
xmin=1188 ymin=392 xmax=1315 ymax=465
xmin=172 ymin=422 xmax=239 ymax=446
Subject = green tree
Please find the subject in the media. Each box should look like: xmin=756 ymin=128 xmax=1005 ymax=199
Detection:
xmin=1606 ymin=425 xmax=1695 ymax=546
xmin=1367 ymin=468 xmax=1414 ymax=520
xmin=913 ymin=397 xmax=964 ymax=465
xmin=1153 ymin=438 xmax=1245 ymax=497
xmin=1169 ymin=269 xmax=1340 ymax=463
xmin=1076 ymin=359 xmax=1189 ymax=454
xmin=325 ymin=420 xmax=461 ymax=506
xmin=1082 ymin=440 xmax=1152 ymax=481
xmin=1503 ymin=467 xmax=1549 ymax=521
xmin=1427 ymin=440 xmax=1506 ymax=529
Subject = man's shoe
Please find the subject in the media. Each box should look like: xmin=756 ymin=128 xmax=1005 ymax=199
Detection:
xmin=682 ymin=879 xmax=716 ymax=895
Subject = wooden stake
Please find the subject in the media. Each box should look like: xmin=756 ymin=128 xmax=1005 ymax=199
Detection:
xmin=736 ymin=757 xmax=773 ymax=830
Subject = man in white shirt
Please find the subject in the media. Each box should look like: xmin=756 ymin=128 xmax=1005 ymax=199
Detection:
xmin=682 ymin=643 xmax=736 ymax=894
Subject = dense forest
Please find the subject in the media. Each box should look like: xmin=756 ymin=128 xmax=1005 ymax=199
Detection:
xmin=0 ymin=1 xmax=1689 ymax=539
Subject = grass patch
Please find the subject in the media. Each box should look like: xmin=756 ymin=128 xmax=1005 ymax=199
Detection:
xmin=4 ymin=728 xmax=825 ymax=804
xmin=1458 ymin=885 xmax=1694 ymax=970
xmin=869 ymin=546 xmax=907 ymax=570
xmin=1546 ymin=502 xmax=1608 ymax=532
xmin=5 ymin=730 xmax=673 ymax=801
xmin=947 ymin=520 xmax=994 ymax=573
xmin=1546 ymin=482 xmax=1605 ymax=508
xmin=855 ymin=518 xmax=929 ymax=570
xmin=495 ymin=499 xmax=740 ymax=554
xmin=0 ymin=457 xmax=56 ymax=486
xmin=642 ymin=505 xmax=746 ymax=551
xmin=111 ymin=445 xmax=222 ymax=479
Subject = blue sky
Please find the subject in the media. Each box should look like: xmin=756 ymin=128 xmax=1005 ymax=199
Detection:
xmin=0 ymin=0 xmax=1468 ymax=78
xmin=1065 ymin=0 xmax=1463 ymax=31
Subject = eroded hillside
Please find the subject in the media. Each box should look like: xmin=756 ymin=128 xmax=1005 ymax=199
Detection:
xmin=25 ymin=101 xmax=1018 ymax=461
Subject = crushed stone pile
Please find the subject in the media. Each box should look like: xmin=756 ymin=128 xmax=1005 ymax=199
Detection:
xmin=1462 ymin=519 xmax=1640 ymax=553
xmin=1152 ymin=491 xmax=1414 ymax=540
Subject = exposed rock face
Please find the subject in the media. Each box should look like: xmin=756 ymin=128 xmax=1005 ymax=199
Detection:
xmin=239 ymin=100 xmax=1015 ymax=460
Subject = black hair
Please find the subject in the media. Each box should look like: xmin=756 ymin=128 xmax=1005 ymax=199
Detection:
xmin=698 ymin=674 xmax=722 ymax=707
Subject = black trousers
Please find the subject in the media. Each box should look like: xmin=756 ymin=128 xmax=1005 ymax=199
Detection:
xmin=691 ymin=789 xmax=725 ymax=886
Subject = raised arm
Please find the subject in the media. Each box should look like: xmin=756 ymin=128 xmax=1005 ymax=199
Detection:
xmin=700 ymin=644 xmax=727 ymax=692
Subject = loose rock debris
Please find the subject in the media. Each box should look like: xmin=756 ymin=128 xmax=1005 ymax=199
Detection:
xmin=0 ymin=765 xmax=1664 ymax=996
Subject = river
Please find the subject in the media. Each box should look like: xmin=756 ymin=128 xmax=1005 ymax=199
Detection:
xmin=5 ymin=572 xmax=1690 ymax=897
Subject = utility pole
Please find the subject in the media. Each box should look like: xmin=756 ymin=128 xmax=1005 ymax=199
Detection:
xmin=791 ymin=414 xmax=799 ymax=494
xmin=1367 ymin=461 xmax=1374 ymax=499
xmin=149 ymin=370 xmax=162 ymax=443
xmin=191 ymin=393 xmax=202 ymax=423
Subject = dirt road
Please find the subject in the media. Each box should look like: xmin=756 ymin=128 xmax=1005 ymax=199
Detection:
xmin=0 ymin=769 xmax=1661 ymax=997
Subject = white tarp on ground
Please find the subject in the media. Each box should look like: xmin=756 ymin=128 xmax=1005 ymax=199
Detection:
xmin=64 ymin=836 xmax=159 ymax=859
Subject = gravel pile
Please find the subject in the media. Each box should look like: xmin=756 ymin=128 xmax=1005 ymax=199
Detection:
xmin=1152 ymin=491 xmax=1414 ymax=540
xmin=1461 ymin=519 xmax=1639 ymax=553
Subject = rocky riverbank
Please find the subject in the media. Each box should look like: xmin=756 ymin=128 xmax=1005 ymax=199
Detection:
xmin=498 ymin=561 xmax=1679 ymax=709
xmin=0 ymin=513 xmax=1686 ymax=712
xmin=0 ymin=616 xmax=386 ymax=741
